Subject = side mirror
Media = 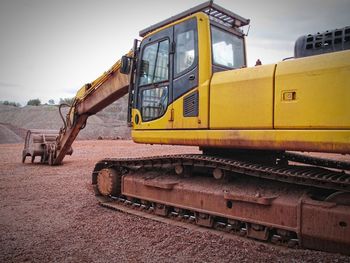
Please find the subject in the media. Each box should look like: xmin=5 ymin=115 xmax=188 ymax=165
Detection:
xmin=120 ymin=55 xmax=131 ymax=74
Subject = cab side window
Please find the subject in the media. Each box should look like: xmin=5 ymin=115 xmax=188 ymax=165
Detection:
xmin=211 ymin=26 xmax=245 ymax=69
xmin=174 ymin=18 xmax=197 ymax=79
xmin=173 ymin=17 xmax=198 ymax=101
xmin=175 ymin=30 xmax=195 ymax=75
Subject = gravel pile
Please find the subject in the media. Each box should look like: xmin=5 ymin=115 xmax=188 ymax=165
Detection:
xmin=0 ymin=96 xmax=130 ymax=144
xmin=0 ymin=123 xmax=25 ymax=144
xmin=0 ymin=140 xmax=348 ymax=262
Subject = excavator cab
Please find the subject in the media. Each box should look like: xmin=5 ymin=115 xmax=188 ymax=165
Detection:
xmin=124 ymin=2 xmax=249 ymax=132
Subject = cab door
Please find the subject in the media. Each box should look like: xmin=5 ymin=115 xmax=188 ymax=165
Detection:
xmin=172 ymin=17 xmax=202 ymax=129
xmin=133 ymin=15 xmax=210 ymax=130
xmin=133 ymin=27 xmax=173 ymax=130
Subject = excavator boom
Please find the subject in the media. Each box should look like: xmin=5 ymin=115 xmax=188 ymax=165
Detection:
xmin=22 ymin=54 xmax=130 ymax=165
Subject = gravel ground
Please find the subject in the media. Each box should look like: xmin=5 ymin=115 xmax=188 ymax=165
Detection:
xmin=0 ymin=140 xmax=349 ymax=263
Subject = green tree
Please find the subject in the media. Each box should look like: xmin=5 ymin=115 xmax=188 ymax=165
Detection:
xmin=27 ymin=98 xmax=41 ymax=106
xmin=48 ymin=99 xmax=55 ymax=105
xmin=0 ymin=100 xmax=21 ymax=107
xmin=59 ymin=97 xmax=74 ymax=105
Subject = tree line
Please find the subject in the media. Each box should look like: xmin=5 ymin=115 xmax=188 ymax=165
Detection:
xmin=0 ymin=98 xmax=74 ymax=107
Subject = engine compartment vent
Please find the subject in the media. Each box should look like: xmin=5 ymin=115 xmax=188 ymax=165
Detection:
xmin=183 ymin=91 xmax=199 ymax=117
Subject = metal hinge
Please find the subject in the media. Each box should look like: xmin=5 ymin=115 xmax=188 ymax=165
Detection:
xmin=170 ymin=42 xmax=176 ymax=54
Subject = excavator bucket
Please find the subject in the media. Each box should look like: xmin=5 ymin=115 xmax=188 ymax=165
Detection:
xmin=22 ymin=129 xmax=72 ymax=164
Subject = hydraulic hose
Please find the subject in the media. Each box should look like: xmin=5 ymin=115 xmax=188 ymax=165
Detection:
xmin=59 ymin=103 xmax=71 ymax=131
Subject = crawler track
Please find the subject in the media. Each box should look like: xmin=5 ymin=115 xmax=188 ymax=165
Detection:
xmin=93 ymin=154 xmax=350 ymax=193
xmin=92 ymin=153 xmax=350 ymax=254
xmin=96 ymin=195 xmax=292 ymax=247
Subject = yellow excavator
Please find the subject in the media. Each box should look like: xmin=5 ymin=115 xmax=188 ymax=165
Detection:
xmin=22 ymin=1 xmax=350 ymax=255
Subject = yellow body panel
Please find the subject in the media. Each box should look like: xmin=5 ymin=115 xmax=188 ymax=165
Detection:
xmin=75 ymin=85 xmax=88 ymax=100
xmin=275 ymin=50 xmax=350 ymax=129
xmin=210 ymin=64 xmax=275 ymax=129
xmin=132 ymin=129 xmax=350 ymax=154
xmin=132 ymin=108 xmax=173 ymax=130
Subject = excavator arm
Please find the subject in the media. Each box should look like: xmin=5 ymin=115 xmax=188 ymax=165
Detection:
xmin=22 ymin=52 xmax=132 ymax=165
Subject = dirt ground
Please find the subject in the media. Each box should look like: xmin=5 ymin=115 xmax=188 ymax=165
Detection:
xmin=0 ymin=140 xmax=349 ymax=263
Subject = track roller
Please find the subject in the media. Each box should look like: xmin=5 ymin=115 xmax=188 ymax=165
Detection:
xmin=213 ymin=168 xmax=226 ymax=180
xmin=174 ymin=165 xmax=192 ymax=177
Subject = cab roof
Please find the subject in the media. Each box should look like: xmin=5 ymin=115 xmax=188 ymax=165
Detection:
xmin=139 ymin=1 xmax=250 ymax=37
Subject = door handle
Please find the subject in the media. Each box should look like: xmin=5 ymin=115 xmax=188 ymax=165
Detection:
xmin=189 ymin=74 xmax=195 ymax=81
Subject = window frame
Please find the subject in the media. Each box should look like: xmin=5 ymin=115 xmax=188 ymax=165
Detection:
xmin=138 ymin=37 xmax=171 ymax=87
xmin=137 ymin=37 xmax=171 ymax=122
xmin=139 ymin=84 xmax=169 ymax=122
xmin=210 ymin=23 xmax=246 ymax=71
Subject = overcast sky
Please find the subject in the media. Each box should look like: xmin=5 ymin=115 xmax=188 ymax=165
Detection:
xmin=0 ymin=0 xmax=349 ymax=105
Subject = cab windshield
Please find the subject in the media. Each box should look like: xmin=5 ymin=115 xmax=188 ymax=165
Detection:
xmin=211 ymin=26 xmax=245 ymax=69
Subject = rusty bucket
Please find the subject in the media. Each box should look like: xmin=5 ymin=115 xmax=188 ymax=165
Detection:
xmin=22 ymin=129 xmax=60 ymax=164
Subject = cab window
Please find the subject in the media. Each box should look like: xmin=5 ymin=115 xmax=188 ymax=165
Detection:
xmin=174 ymin=17 xmax=198 ymax=79
xmin=175 ymin=30 xmax=195 ymax=75
xmin=211 ymin=26 xmax=245 ymax=69
xmin=139 ymin=40 xmax=169 ymax=86
xmin=141 ymin=86 xmax=168 ymax=121
xmin=139 ymin=39 xmax=169 ymax=121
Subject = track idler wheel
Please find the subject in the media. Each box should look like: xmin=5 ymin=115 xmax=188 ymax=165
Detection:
xmin=97 ymin=168 xmax=121 ymax=196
